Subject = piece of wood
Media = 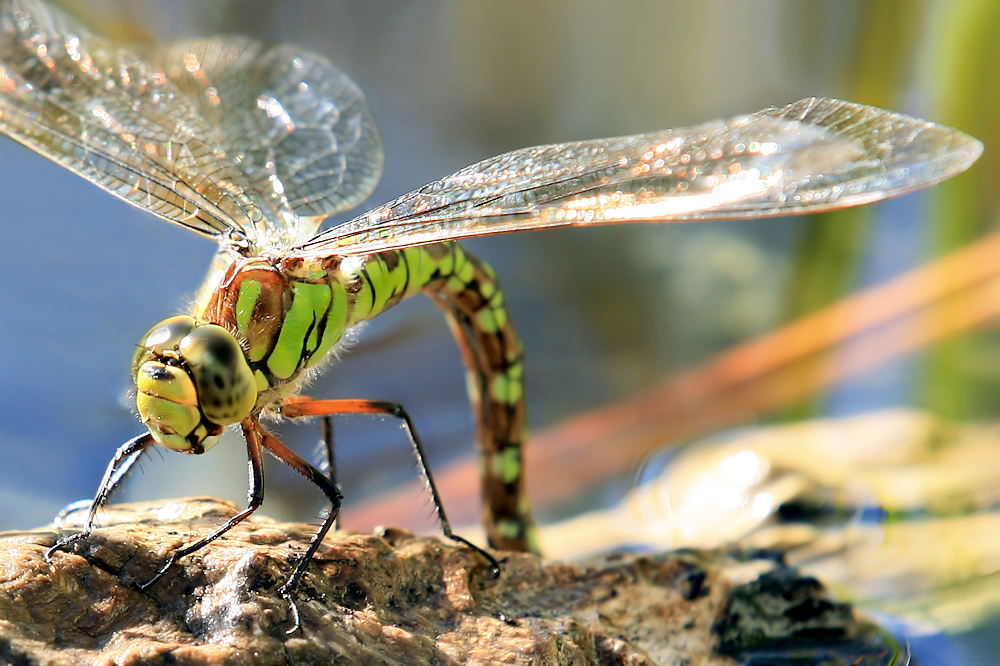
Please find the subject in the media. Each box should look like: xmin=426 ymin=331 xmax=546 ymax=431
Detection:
xmin=0 ymin=497 xmax=899 ymax=665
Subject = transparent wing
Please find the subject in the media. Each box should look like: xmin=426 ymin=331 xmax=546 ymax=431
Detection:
xmin=152 ymin=36 xmax=383 ymax=245
xmin=301 ymin=98 xmax=982 ymax=257
xmin=0 ymin=1 xmax=384 ymax=248
xmin=0 ymin=0 xmax=262 ymax=240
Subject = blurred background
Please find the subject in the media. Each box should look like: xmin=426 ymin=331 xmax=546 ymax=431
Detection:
xmin=0 ymin=1 xmax=998 ymax=663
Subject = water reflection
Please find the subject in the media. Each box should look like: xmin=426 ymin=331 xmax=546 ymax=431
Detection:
xmin=543 ymin=410 xmax=1000 ymax=664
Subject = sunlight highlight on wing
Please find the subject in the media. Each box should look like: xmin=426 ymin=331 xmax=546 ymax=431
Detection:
xmin=301 ymin=98 xmax=981 ymax=257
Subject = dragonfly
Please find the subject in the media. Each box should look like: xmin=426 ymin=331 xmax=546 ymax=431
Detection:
xmin=0 ymin=0 xmax=982 ymax=631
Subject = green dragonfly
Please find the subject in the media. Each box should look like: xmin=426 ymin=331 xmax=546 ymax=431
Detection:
xmin=0 ymin=0 xmax=982 ymax=629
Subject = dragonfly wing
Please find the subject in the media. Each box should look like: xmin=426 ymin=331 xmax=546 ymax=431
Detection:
xmin=0 ymin=0 xmax=264 ymax=240
xmin=152 ymin=37 xmax=383 ymax=246
xmin=301 ymin=97 xmax=982 ymax=257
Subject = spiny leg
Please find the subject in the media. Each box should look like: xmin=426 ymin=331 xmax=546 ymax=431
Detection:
xmin=54 ymin=434 xmax=151 ymax=524
xmin=137 ymin=420 xmax=266 ymax=591
xmin=319 ymin=415 xmax=339 ymax=530
xmin=320 ymin=416 xmax=336 ymax=486
xmin=45 ymin=433 xmax=155 ymax=560
xmin=252 ymin=423 xmax=343 ymax=633
xmin=282 ymin=396 xmax=500 ymax=577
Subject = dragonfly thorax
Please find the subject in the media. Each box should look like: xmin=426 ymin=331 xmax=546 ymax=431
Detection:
xmin=132 ymin=316 xmax=256 ymax=454
xmin=192 ymin=251 xmax=359 ymax=406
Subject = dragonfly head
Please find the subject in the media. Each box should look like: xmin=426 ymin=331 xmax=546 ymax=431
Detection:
xmin=131 ymin=316 xmax=256 ymax=454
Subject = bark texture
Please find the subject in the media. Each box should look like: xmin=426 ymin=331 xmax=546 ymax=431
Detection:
xmin=0 ymin=497 xmax=899 ymax=665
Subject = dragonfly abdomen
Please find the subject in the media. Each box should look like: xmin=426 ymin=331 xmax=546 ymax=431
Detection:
xmin=348 ymin=242 xmax=538 ymax=552
xmin=194 ymin=241 xmax=538 ymax=552
xmin=392 ymin=242 xmax=538 ymax=553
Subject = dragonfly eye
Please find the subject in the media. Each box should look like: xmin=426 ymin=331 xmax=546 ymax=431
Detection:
xmin=178 ymin=325 xmax=257 ymax=426
xmin=135 ymin=362 xmax=207 ymax=452
xmin=132 ymin=315 xmax=196 ymax=378
xmin=133 ymin=318 xmax=256 ymax=454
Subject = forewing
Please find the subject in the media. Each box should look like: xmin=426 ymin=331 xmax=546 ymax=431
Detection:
xmin=0 ymin=0 xmax=263 ymax=240
xmin=152 ymin=36 xmax=383 ymax=246
xmin=302 ymin=98 xmax=982 ymax=257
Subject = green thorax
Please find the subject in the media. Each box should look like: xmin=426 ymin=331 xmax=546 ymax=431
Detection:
xmin=191 ymin=243 xmax=462 ymax=407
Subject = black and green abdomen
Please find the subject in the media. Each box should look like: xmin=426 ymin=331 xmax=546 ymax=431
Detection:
xmin=195 ymin=241 xmax=537 ymax=553
xmin=349 ymin=243 xmax=536 ymax=552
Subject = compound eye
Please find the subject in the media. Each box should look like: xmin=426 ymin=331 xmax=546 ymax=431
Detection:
xmin=135 ymin=361 xmax=201 ymax=452
xmin=180 ymin=325 xmax=256 ymax=425
xmin=132 ymin=315 xmax=197 ymax=377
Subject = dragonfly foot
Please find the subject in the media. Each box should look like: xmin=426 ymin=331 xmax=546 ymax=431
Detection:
xmin=44 ymin=531 xmax=89 ymax=563
xmin=278 ymin=583 xmax=303 ymax=634
xmin=448 ymin=535 xmax=501 ymax=580
xmin=137 ymin=554 xmax=179 ymax=591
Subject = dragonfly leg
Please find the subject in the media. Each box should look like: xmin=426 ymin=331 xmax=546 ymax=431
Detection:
xmin=54 ymin=433 xmax=150 ymax=525
xmin=319 ymin=416 xmax=339 ymax=529
xmin=137 ymin=420 xmax=266 ymax=592
xmin=45 ymin=433 xmax=154 ymax=561
xmin=282 ymin=396 xmax=501 ymax=577
xmin=251 ymin=422 xmax=343 ymax=634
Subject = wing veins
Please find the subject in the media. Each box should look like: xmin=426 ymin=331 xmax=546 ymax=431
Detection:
xmin=294 ymin=98 xmax=982 ymax=257
xmin=0 ymin=102 xmax=238 ymax=235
